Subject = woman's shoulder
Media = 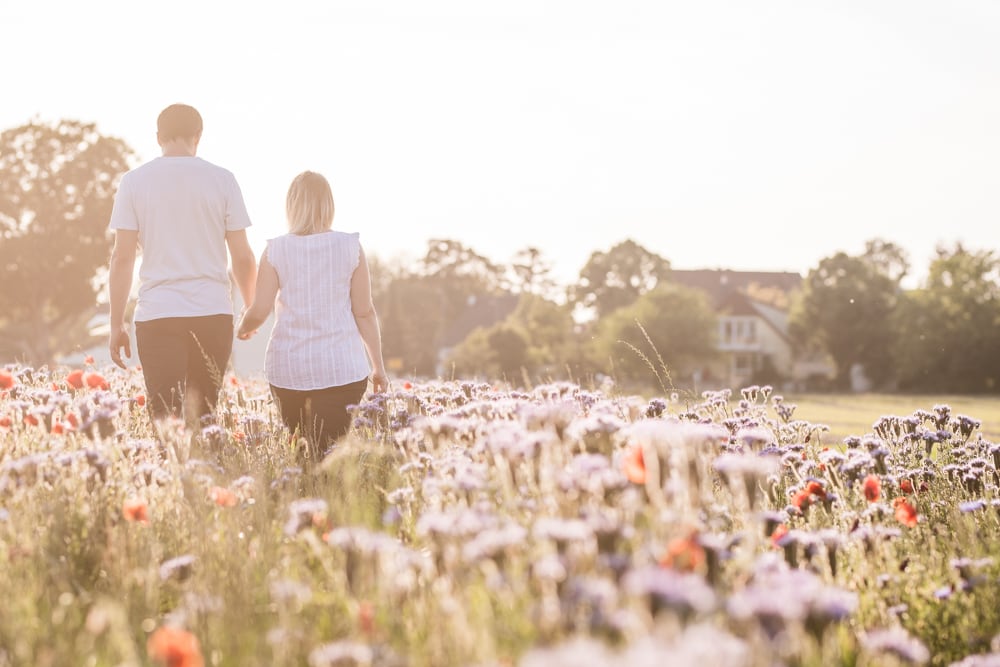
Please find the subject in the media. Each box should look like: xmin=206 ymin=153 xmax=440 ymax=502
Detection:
xmin=329 ymin=230 xmax=360 ymax=242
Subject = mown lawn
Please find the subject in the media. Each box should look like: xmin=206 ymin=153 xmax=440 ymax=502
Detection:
xmin=779 ymin=393 xmax=1000 ymax=445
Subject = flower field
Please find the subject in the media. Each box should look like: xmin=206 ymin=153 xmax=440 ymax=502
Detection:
xmin=1 ymin=365 xmax=1000 ymax=666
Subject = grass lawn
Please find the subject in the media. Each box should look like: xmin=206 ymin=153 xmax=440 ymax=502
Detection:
xmin=779 ymin=393 xmax=1000 ymax=445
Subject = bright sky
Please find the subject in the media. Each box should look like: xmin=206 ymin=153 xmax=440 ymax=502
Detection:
xmin=3 ymin=0 xmax=998 ymax=288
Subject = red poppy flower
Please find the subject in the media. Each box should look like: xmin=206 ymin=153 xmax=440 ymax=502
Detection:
xmin=770 ymin=523 xmax=789 ymax=547
xmin=65 ymin=412 xmax=79 ymax=428
xmin=792 ymin=488 xmax=813 ymax=511
xmin=622 ymin=443 xmax=646 ymax=485
xmin=0 ymin=416 xmax=11 ymax=429
xmin=358 ymin=600 xmax=376 ymax=636
xmin=659 ymin=531 xmax=705 ymax=572
xmin=805 ymin=480 xmax=826 ymax=499
xmin=84 ymin=355 xmax=95 ymax=365
xmin=208 ymin=486 xmax=238 ymax=508
xmin=123 ymin=498 xmax=150 ymax=524
xmin=147 ymin=625 xmax=205 ymax=667
xmin=51 ymin=422 xmax=66 ymax=435
xmin=893 ymin=497 xmax=918 ymax=528
xmin=84 ymin=372 xmax=109 ymax=390
xmin=135 ymin=394 xmax=146 ymax=407
xmin=66 ymin=369 xmax=85 ymax=390
xmin=862 ymin=474 xmax=881 ymax=502
xmin=23 ymin=414 xmax=39 ymax=427
xmin=899 ymin=478 xmax=914 ymax=494
xmin=0 ymin=370 xmax=14 ymax=390
xmin=403 ymin=381 xmax=413 ymax=390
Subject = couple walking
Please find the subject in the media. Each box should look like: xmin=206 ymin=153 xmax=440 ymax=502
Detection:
xmin=107 ymin=103 xmax=389 ymax=460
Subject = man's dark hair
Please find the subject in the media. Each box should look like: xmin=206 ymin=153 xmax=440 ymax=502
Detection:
xmin=157 ymin=104 xmax=203 ymax=141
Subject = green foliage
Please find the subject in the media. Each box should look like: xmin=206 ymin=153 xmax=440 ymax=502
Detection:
xmin=789 ymin=241 xmax=904 ymax=390
xmin=445 ymin=294 xmax=580 ymax=385
xmin=0 ymin=119 xmax=134 ymax=365
xmin=892 ymin=243 xmax=1000 ymax=393
xmin=589 ymin=282 xmax=718 ymax=385
xmin=375 ymin=239 xmax=510 ymax=377
xmin=572 ymin=239 xmax=671 ymax=319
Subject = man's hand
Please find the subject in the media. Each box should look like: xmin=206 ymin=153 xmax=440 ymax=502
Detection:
xmin=109 ymin=324 xmax=132 ymax=369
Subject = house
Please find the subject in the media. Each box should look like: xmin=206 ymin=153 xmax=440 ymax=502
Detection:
xmin=670 ymin=270 xmax=835 ymax=391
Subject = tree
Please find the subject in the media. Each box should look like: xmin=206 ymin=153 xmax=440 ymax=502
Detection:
xmin=589 ymin=283 xmax=717 ymax=387
xmin=445 ymin=293 xmax=580 ymax=384
xmin=572 ymin=239 xmax=671 ymax=319
xmin=893 ymin=243 xmax=1000 ymax=393
xmin=0 ymin=119 xmax=133 ymax=365
xmin=788 ymin=243 xmax=904 ymax=390
xmin=420 ymin=238 xmax=505 ymax=293
xmin=375 ymin=239 xmax=513 ymax=377
xmin=510 ymin=246 xmax=558 ymax=299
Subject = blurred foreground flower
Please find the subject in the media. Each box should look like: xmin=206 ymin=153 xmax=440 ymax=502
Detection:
xmin=622 ymin=443 xmax=646 ymax=484
xmin=66 ymin=369 xmax=85 ymax=389
xmin=85 ymin=372 xmax=109 ymax=390
xmin=861 ymin=627 xmax=930 ymax=665
xmin=209 ymin=486 xmax=238 ymax=507
xmin=147 ymin=625 xmax=205 ymax=667
xmin=862 ymin=475 xmax=881 ymax=502
xmin=123 ymin=497 xmax=149 ymax=524
xmin=893 ymin=498 xmax=919 ymax=528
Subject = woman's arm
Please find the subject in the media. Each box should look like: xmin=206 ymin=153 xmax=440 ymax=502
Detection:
xmin=237 ymin=249 xmax=279 ymax=340
xmin=350 ymin=247 xmax=389 ymax=392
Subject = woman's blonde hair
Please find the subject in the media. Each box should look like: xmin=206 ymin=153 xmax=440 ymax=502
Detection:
xmin=286 ymin=171 xmax=334 ymax=235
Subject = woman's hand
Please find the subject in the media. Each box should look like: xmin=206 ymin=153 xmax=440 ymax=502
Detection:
xmin=236 ymin=312 xmax=257 ymax=340
xmin=370 ymin=370 xmax=389 ymax=394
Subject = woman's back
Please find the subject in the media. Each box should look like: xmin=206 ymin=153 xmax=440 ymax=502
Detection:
xmin=264 ymin=231 xmax=370 ymax=390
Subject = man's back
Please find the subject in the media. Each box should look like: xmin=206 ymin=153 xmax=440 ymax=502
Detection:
xmin=110 ymin=156 xmax=251 ymax=321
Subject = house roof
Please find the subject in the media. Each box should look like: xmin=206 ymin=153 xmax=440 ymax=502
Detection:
xmin=669 ymin=269 xmax=802 ymax=308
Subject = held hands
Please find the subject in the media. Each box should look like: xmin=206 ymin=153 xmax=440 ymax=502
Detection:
xmin=109 ymin=324 xmax=132 ymax=369
xmin=236 ymin=311 xmax=257 ymax=340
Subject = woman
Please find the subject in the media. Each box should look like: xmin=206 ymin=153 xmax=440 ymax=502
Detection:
xmin=237 ymin=171 xmax=388 ymax=462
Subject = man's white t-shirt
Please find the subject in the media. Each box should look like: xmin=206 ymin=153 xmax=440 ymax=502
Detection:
xmin=108 ymin=156 xmax=252 ymax=322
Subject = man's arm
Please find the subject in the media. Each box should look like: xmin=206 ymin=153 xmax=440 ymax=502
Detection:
xmin=226 ymin=229 xmax=258 ymax=309
xmin=108 ymin=229 xmax=138 ymax=369
xmin=236 ymin=250 xmax=278 ymax=340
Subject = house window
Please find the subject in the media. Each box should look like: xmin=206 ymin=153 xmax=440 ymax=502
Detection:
xmin=720 ymin=318 xmax=757 ymax=345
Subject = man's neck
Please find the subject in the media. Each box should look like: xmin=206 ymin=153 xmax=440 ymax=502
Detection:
xmin=159 ymin=137 xmax=198 ymax=157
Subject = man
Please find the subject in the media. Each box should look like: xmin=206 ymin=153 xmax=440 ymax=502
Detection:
xmin=107 ymin=103 xmax=257 ymax=423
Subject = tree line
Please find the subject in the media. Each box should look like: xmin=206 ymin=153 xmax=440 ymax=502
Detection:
xmin=2 ymin=119 xmax=999 ymax=393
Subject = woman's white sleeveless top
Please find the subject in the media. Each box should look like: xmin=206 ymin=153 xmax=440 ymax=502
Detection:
xmin=264 ymin=231 xmax=370 ymax=390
